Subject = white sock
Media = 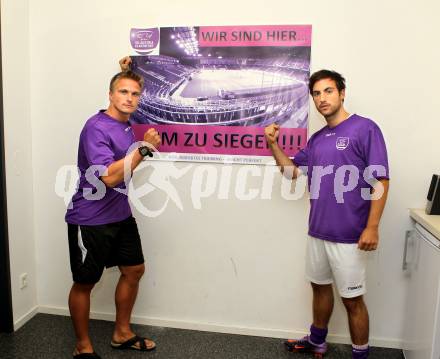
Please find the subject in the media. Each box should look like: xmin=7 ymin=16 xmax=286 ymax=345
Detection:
xmin=352 ymin=343 xmax=369 ymax=350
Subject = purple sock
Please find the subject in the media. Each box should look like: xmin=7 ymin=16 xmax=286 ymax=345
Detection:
xmin=309 ymin=324 xmax=328 ymax=345
xmin=352 ymin=344 xmax=369 ymax=359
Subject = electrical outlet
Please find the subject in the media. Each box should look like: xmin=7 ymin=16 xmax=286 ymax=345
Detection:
xmin=19 ymin=273 xmax=28 ymax=289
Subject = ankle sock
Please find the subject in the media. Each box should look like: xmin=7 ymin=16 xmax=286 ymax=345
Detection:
xmin=309 ymin=324 xmax=328 ymax=345
xmin=352 ymin=343 xmax=369 ymax=358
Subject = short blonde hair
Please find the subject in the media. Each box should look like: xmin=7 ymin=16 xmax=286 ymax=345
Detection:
xmin=109 ymin=70 xmax=144 ymax=92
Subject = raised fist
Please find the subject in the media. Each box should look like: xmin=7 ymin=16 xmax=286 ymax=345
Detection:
xmin=143 ymin=128 xmax=161 ymax=150
xmin=264 ymin=123 xmax=280 ymax=146
xmin=119 ymin=56 xmax=132 ymax=71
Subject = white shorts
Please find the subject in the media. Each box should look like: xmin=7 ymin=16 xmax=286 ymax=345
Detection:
xmin=305 ymin=236 xmax=367 ymax=298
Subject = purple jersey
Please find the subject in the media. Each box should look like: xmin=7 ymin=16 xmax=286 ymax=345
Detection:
xmin=293 ymin=114 xmax=389 ymax=243
xmin=65 ymin=111 xmax=135 ymax=225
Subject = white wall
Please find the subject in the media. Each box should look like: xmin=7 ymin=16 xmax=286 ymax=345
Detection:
xmin=2 ymin=0 xmax=438 ymax=347
xmin=1 ymin=0 xmax=38 ymax=329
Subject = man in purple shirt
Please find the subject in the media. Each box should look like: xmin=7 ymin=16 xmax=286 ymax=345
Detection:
xmin=66 ymin=70 xmax=161 ymax=358
xmin=265 ymin=70 xmax=389 ymax=359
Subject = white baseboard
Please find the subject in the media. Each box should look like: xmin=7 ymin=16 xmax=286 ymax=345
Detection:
xmin=14 ymin=305 xmax=39 ymax=331
xmin=37 ymin=305 xmax=402 ymax=349
xmin=326 ymin=333 xmax=402 ymax=349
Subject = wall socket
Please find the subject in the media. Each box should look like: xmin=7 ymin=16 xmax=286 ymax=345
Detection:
xmin=19 ymin=273 xmax=28 ymax=289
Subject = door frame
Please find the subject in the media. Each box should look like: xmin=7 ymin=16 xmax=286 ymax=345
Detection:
xmin=0 ymin=6 xmax=14 ymax=333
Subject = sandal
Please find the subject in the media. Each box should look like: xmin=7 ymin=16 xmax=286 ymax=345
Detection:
xmin=111 ymin=335 xmax=156 ymax=351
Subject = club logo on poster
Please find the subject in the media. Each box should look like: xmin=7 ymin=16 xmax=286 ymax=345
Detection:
xmin=130 ymin=28 xmax=160 ymax=54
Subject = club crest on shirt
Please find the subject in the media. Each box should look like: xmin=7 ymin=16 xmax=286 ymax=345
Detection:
xmin=336 ymin=137 xmax=349 ymax=150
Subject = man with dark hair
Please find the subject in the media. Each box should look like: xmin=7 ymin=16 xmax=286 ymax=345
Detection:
xmin=308 ymin=69 xmax=346 ymax=94
xmin=66 ymin=70 xmax=160 ymax=358
xmin=265 ymin=70 xmax=389 ymax=359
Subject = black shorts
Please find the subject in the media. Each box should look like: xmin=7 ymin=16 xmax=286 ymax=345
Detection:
xmin=67 ymin=216 xmax=145 ymax=284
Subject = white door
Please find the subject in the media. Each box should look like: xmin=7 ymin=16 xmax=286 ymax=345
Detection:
xmin=403 ymin=225 xmax=440 ymax=359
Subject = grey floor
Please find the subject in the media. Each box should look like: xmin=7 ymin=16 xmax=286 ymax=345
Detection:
xmin=0 ymin=314 xmax=403 ymax=359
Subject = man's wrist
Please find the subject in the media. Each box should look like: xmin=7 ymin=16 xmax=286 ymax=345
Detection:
xmin=366 ymin=224 xmax=379 ymax=229
xmin=138 ymin=145 xmax=153 ymax=158
xmin=268 ymin=142 xmax=279 ymax=150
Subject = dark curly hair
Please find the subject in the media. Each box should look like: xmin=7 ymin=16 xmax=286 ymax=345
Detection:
xmin=309 ymin=70 xmax=345 ymax=95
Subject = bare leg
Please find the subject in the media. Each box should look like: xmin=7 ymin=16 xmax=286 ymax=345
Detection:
xmin=68 ymin=282 xmax=95 ymax=354
xmin=112 ymin=264 xmax=155 ymax=350
xmin=311 ymin=283 xmax=334 ymax=329
xmin=342 ymin=295 xmax=369 ymax=345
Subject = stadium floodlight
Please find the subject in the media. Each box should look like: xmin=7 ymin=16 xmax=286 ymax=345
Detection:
xmin=171 ymin=26 xmax=200 ymax=57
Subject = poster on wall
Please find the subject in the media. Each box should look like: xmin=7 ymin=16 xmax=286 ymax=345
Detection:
xmin=129 ymin=25 xmax=312 ymax=164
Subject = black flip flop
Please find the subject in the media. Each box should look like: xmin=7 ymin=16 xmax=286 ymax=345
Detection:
xmin=111 ymin=335 xmax=156 ymax=351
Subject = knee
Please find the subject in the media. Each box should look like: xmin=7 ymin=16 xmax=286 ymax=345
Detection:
xmin=121 ymin=264 xmax=145 ymax=282
xmin=71 ymin=282 xmax=95 ymax=294
xmin=311 ymin=282 xmax=333 ymax=296
xmin=342 ymin=296 xmax=365 ymax=313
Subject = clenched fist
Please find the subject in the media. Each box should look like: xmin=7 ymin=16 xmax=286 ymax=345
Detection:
xmin=143 ymin=128 xmax=161 ymax=150
xmin=119 ymin=56 xmax=132 ymax=72
xmin=264 ymin=123 xmax=280 ymax=146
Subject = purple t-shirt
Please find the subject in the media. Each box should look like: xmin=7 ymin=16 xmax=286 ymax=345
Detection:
xmin=293 ymin=114 xmax=389 ymax=243
xmin=65 ymin=111 xmax=135 ymax=225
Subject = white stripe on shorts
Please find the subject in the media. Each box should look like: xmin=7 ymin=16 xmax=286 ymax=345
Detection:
xmin=77 ymin=230 xmax=87 ymax=264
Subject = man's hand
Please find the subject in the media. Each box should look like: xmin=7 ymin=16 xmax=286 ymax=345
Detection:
xmin=358 ymin=226 xmax=379 ymax=251
xmin=143 ymin=128 xmax=161 ymax=150
xmin=264 ymin=123 xmax=280 ymax=146
xmin=119 ymin=56 xmax=132 ymax=71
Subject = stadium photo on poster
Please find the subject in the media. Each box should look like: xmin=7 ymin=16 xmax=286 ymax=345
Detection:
xmin=130 ymin=25 xmax=312 ymax=164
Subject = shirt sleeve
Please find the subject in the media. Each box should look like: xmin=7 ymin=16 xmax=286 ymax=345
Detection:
xmin=363 ymin=123 xmax=390 ymax=180
xmin=82 ymin=125 xmax=115 ymax=168
xmin=293 ymin=134 xmax=313 ymax=167
xmin=292 ymin=147 xmax=309 ymax=167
